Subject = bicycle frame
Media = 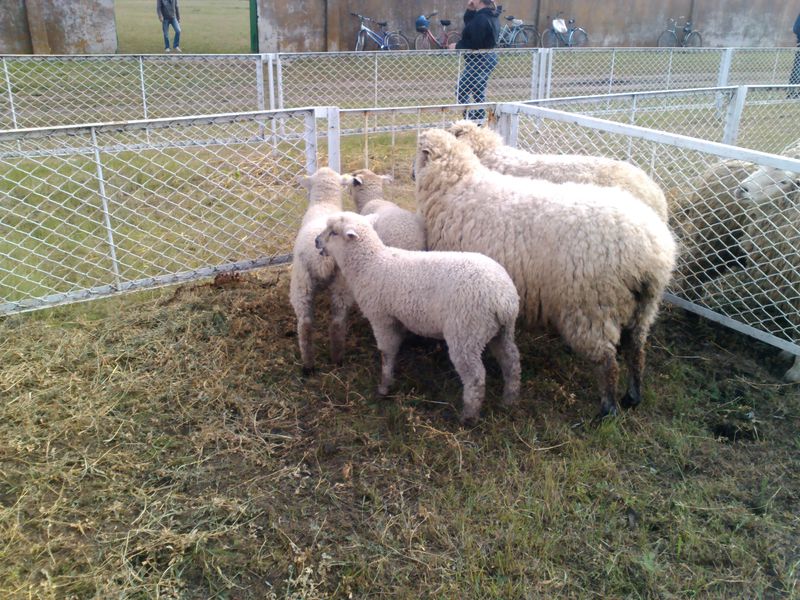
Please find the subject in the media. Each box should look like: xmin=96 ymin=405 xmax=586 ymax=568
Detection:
xmin=359 ymin=22 xmax=390 ymax=49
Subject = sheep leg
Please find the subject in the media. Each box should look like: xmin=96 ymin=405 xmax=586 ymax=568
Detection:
xmin=448 ymin=340 xmax=487 ymax=426
xmin=372 ymin=318 xmax=405 ymax=396
xmin=619 ymin=327 xmax=646 ymax=409
xmin=328 ymin=277 xmax=353 ymax=367
xmin=290 ymin=273 xmax=316 ymax=375
xmin=487 ymin=326 xmax=521 ymax=408
xmin=596 ymin=347 xmax=620 ymax=419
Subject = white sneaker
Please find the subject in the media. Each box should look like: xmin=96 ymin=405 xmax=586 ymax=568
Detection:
xmin=174 ymin=47 xmax=182 ymax=53
xmin=164 ymin=48 xmax=171 ymax=53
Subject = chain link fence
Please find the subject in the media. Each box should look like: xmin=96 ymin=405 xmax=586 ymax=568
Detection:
xmin=3 ymin=48 xmax=799 ymax=130
xmin=497 ymin=103 xmax=799 ymax=354
xmin=0 ymin=109 xmax=318 ymax=314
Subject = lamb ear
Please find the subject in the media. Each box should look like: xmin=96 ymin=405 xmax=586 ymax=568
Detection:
xmin=298 ymin=175 xmax=312 ymax=190
xmin=380 ymin=174 xmax=393 ymax=183
xmin=364 ymin=213 xmax=380 ymax=227
xmin=340 ymin=174 xmax=354 ymax=186
xmin=345 ymin=228 xmax=360 ymax=240
xmin=353 ymin=175 xmax=364 ymax=186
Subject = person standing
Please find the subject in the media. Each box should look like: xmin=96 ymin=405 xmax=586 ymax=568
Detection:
xmin=450 ymin=0 xmax=500 ymax=121
xmin=158 ymin=0 xmax=182 ymax=53
xmin=790 ymin=11 xmax=800 ymax=97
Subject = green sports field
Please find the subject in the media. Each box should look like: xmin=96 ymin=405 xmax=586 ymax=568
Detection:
xmin=115 ymin=0 xmax=252 ymax=54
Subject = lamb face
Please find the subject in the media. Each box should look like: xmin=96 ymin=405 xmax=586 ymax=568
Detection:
xmin=314 ymin=213 xmax=364 ymax=260
xmin=735 ymin=167 xmax=800 ymax=207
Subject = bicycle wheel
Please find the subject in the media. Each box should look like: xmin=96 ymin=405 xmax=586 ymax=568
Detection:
xmin=445 ymin=31 xmax=461 ymax=48
xmin=510 ymin=25 xmax=539 ymax=48
xmin=684 ymin=31 xmax=702 ymax=47
xmin=356 ymin=31 xmax=379 ymax=51
xmin=657 ymin=30 xmax=679 ymax=47
xmin=415 ymin=33 xmax=433 ymax=50
xmin=569 ymin=28 xmax=588 ymax=47
xmin=541 ymin=29 xmax=562 ymax=48
xmin=386 ymin=32 xmax=410 ymax=51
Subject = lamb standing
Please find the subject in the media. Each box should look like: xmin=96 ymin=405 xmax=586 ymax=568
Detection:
xmin=414 ymin=128 xmax=677 ymax=418
xmin=342 ymin=168 xmax=426 ymax=251
xmin=289 ymin=167 xmax=352 ymax=374
xmin=447 ymin=119 xmax=668 ymax=222
xmin=315 ymin=211 xmax=521 ymax=425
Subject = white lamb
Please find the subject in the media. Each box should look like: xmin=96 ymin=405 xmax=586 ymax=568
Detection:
xmin=342 ymin=168 xmax=426 ymax=251
xmin=289 ymin=167 xmax=352 ymax=374
xmin=315 ymin=211 xmax=521 ymax=425
xmin=414 ymin=128 xmax=677 ymax=418
xmin=447 ymin=119 xmax=668 ymax=222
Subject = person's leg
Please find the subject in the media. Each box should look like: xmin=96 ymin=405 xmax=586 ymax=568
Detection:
xmin=788 ymin=49 xmax=800 ymax=97
xmin=162 ymin=19 xmax=171 ymax=50
xmin=456 ymin=55 xmax=478 ymax=105
xmin=470 ymin=53 xmax=498 ymax=120
xmin=170 ymin=17 xmax=182 ymax=50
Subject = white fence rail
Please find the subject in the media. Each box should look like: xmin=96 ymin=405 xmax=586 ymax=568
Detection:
xmin=3 ymin=47 xmax=800 ymax=130
xmin=1 ymin=92 xmax=798 ymax=357
xmin=0 ymin=108 xmax=322 ymax=314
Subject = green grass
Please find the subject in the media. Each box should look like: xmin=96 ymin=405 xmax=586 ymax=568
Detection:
xmin=115 ymin=0 xmax=252 ymax=54
xmin=0 ymin=270 xmax=797 ymax=598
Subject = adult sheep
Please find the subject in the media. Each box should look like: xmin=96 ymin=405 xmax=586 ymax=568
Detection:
xmin=315 ymin=211 xmax=521 ymax=425
xmin=342 ymin=168 xmax=426 ymax=251
xmin=447 ymin=119 xmax=668 ymax=222
xmin=289 ymin=167 xmax=352 ymax=374
xmin=414 ymin=128 xmax=677 ymax=418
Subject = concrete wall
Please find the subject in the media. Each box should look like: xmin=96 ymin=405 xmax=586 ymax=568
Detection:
xmin=0 ymin=0 xmax=117 ymax=54
xmin=259 ymin=0 xmax=799 ymax=51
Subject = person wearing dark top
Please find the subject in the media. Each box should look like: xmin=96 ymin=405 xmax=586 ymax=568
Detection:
xmin=157 ymin=0 xmax=182 ymax=53
xmin=450 ymin=0 xmax=500 ymax=121
xmin=789 ymin=12 xmax=800 ymax=97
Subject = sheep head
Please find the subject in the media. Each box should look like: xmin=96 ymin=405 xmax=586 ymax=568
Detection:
xmin=342 ymin=169 xmax=393 ymax=212
xmin=297 ymin=167 xmax=347 ymax=206
xmin=735 ymin=167 xmax=800 ymax=208
xmin=447 ymin=119 xmax=502 ymax=157
xmin=415 ymin=128 xmax=479 ymax=182
xmin=315 ymin=212 xmax=378 ymax=259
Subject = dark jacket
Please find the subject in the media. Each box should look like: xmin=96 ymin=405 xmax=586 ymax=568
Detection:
xmin=456 ymin=7 xmax=498 ymax=50
xmin=157 ymin=0 xmax=180 ymax=21
xmin=794 ymin=12 xmax=800 ymax=44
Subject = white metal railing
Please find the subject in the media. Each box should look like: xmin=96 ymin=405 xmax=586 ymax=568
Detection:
xmin=0 ymin=108 xmax=322 ymax=314
xmin=3 ymin=47 xmax=800 ymax=130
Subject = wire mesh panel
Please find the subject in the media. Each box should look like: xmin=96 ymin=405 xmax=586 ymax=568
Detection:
xmin=141 ymin=55 xmax=263 ymax=118
xmin=734 ymin=87 xmax=800 ymax=153
xmin=0 ymin=110 xmax=314 ymax=315
xmin=728 ymin=48 xmax=800 ymax=86
xmin=503 ymin=104 xmax=800 ymax=353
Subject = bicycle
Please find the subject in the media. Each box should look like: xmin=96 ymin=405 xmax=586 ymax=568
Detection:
xmin=414 ymin=11 xmax=461 ymax=50
xmin=495 ymin=10 xmax=539 ymax=48
xmin=351 ymin=12 xmax=410 ymax=51
xmin=657 ymin=16 xmax=702 ymax=47
xmin=540 ymin=12 xmax=589 ymax=48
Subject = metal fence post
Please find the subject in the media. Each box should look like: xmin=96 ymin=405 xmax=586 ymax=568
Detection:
xmin=276 ymin=54 xmax=285 ymax=109
xmin=255 ymin=55 xmax=265 ymax=111
xmin=265 ymin=54 xmax=276 ymax=110
xmin=722 ymin=85 xmax=748 ymax=146
xmin=665 ymin=49 xmax=674 ymax=88
xmin=529 ymin=50 xmax=539 ymax=100
xmin=90 ymin=127 xmax=121 ymax=289
xmin=607 ymin=48 xmax=617 ymax=94
xmin=543 ymin=48 xmax=553 ymax=99
xmin=495 ymin=106 xmax=519 ymax=147
xmin=373 ymin=54 xmax=379 ymax=108
xmin=305 ymin=111 xmax=319 ymax=174
xmin=716 ymin=48 xmax=734 ymax=88
xmin=138 ymin=56 xmax=149 ymax=120
xmin=325 ymin=106 xmax=341 ymax=173
xmin=2 ymin=57 xmax=19 ymax=129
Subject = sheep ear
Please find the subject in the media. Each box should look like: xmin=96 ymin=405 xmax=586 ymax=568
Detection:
xmin=345 ymin=228 xmax=359 ymax=240
xmin=340 ymin=174 xmax=354 ymax=186
xmin=353 ymin=175 xmax=364 ymax=186
xmin=298 ymin=175 xmax=312 ymax=190
xmin=380 ymin=174 xmax=393 ymax=183
xmin=364 ymin=213 xmax=380 ymax=227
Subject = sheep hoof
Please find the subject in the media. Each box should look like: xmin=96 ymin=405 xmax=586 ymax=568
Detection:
xmin=619 ymin=392 xmax=641 ymax=410
xmin=593 ymin=404 xmax=618 ymax=424
xmin=301 ymin=366 xmax=316 ymax=378
xmin=376 ymin=385 xmax=389 ymax=397
xmin=459 ymin=414 xmax=479 ymax=428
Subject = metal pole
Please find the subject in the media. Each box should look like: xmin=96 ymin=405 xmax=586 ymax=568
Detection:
xmin=373 ymin=53 xmax=379 ymax=108
xmin=255 ymin=56 xmax=265 ymax=111
xmin=716 ymin=48 xmax=734 ymax=88
xmin=722 ymin=85 xmax=748 ymax=146
xmin=607 ymin=48 xmax=617 ymax=94
xmin=266 ymin=54 xmax=276 ymax=110
xmin=249 ymin=0 xmax=259 ymax=53
xmin=545 ymin=48 xmax=553 ymax=99
xmin=2 ymin=58 xmax=19 ymax=129
xmin=138 ymin=56 xmax=149 ymax=119
xmin=529 ymin=50 xmax=539 ymax=100
xmin=90 ymin=127 xmax=121 ymax=289
xmin=666 ymin=49 xmax=674 ymax=89
xmin=305 ymin=111 xmax=318 ymax=174
xmin=626 ymin=95 xmax=637 ymax=160
xmin=325 ymin=106 xmax=341 ymax=172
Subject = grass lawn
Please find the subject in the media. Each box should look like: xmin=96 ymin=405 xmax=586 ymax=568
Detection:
xmin=0 ymin=269 xmax=798 ymax=598
xmin=115 ymin=0 xmax=252 ymax=54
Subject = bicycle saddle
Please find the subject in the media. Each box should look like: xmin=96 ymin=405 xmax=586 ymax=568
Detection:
xmin=505 ymin=15 xmax=516 ymax=21
xmin=378 ymin=21 xmax=388 ymax=27
xmin=440 ymin=19 xmax=451 ymax=26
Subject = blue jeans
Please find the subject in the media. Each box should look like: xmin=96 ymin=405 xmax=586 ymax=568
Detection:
xmin=456 ymin=52 xmax=499 ymax=121
xmin=162 ymin=17 xmax=181 ymax=49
